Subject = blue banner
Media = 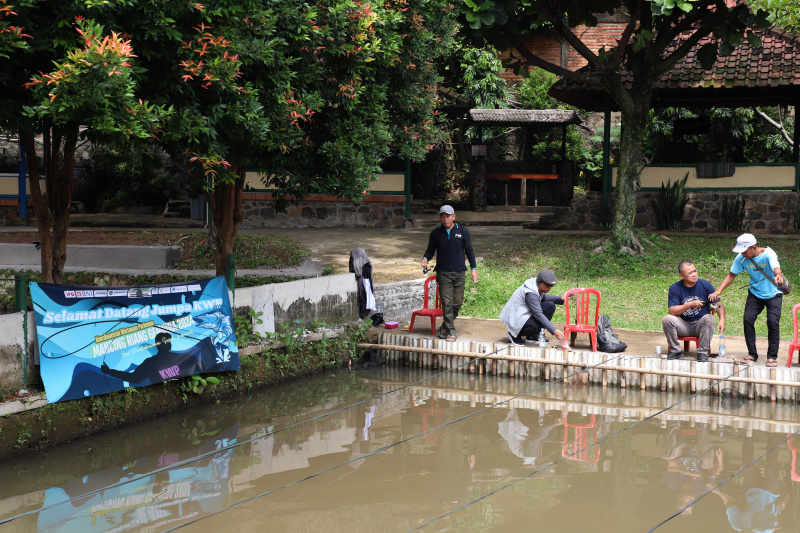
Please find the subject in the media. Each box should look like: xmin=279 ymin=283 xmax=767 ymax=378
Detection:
xmin=31 ymin=276 xmax=239 ymax=403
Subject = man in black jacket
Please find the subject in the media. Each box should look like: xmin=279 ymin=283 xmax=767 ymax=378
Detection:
xmin=421 ymin=205 xmax=478 ymax=341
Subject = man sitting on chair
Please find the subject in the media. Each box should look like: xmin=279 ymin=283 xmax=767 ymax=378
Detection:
xmin=500 ymin=269 xmax=566 ymax=346
xmin=663 ymin=261 xmax=725 ymax=361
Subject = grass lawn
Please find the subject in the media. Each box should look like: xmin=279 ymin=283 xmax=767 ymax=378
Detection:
xmin=460 ymin=232 xmax=800 ymax=339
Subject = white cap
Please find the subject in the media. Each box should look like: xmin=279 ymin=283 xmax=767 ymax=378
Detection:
xmin=733 ymin=233 xmax=756 ymax=253
xmin=439 ymin=205 xmax=455 ymax=215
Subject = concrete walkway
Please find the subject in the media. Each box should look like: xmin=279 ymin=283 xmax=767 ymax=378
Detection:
xmin=401 ymin=315 xmax=772 ymax=366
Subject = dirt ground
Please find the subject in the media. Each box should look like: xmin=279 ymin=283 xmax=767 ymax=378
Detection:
xmin=241 ymin=226 xmax=537 ymax=283
xmin=0 ymin=226 xmax=538 ymax=283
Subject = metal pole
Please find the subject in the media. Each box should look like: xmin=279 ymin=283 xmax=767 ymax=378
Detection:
xmin=404 ymin=158 xmax=411 ymax=220
xmin=15 ymin=276 xmax=28 ymax=386
xmin=14 ymin=275 xmax=27 ymax=312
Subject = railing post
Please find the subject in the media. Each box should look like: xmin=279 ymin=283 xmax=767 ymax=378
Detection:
xmin=14 ymin=275 xmax=27 ymax=312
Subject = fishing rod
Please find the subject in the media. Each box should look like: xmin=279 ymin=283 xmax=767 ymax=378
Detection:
xmin=413 ymin=359 xmax=755 ymax=532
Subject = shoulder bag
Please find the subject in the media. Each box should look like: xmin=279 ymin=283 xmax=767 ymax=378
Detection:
xmin=748 ymin=257 xmax=791 ymax=295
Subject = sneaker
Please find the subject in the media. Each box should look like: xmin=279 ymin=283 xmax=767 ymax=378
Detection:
xmin=666 ymin=352 xmax=684 ymax=360
xmin=697 ymin=354 xmax=709 ymax=362
xmin=507 ymin=332 xmax=525 ymax=346
xmin=525 ymin=336 xmax=549 ymax=344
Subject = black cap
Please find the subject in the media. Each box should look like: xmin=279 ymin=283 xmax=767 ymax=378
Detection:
xmin=537 ymin=269 xmax=557 ymax=286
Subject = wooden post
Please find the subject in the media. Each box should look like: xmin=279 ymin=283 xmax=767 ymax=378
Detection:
xmin=770 ymin=367 xmax=777 ymax=402
xmin=690 ymin=361 xmax=696 ymax=394
xmin=492 ymin=343 xmax=498 ymax=376
xmin=640 ymin=356 xmax=646 ymax=391
xmin=711 ymin=358 xmax=719 ymax=396
xmin=509 ymin=346 xmax=516 ymax=378
xmin=660 ymin=355 xmax=667 ymax=392
xmin=470 ymin=341 xmax=477 ymax=374
xmin=602 ymin=354 xmax=608 ymax=388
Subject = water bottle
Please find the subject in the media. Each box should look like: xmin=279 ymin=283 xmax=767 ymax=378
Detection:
xmin=718 ymin=335 xmax=726 ymax=357
xmin=538 ymin=328 xmax=546 ymax=348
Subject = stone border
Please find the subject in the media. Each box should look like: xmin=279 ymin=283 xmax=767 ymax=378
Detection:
xmin=550 ymin=190 xmax=797 ymax=233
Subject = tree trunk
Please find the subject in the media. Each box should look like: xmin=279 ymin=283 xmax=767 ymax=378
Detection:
xmin=22 ymin=128 xmax=77 ymax=284
xmin=204 ymin=166 xmax=245 ymax=276
xmin=606 ymin=79 xmax=652 ymax=255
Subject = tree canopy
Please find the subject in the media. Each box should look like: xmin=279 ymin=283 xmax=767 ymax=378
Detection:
xmin=460 ymin=0 xmax=770 ymax=253
xmin=1 ymin=0 xmax=456 ymax=280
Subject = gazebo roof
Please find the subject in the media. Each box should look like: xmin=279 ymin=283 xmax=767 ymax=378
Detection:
xmin=549 ymin=27 xmax=800 ymax=111
xmin=468 ymin=108 xmax=582 ymax=126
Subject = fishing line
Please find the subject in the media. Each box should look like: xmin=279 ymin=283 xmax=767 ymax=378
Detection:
xmin=0 ymin=339 xmax=514 ymax=525
xmin=411 ymin=360 xmax=753 ymax=532
xmin=648 ymin=426 xmax=800 ymax=532
xmin=161 ymin=352 xmax=628 ymax=532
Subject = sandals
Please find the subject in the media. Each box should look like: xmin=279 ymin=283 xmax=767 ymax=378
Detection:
xmin=766 ymin=359 xmax=779 ymax=368
xmin=740 ymin=356 xmax=756 ymax=364
xmin=437 ymin=328 xmax=448 ymax=340
xmin=446 ymin=334 xmax=457 ymax=342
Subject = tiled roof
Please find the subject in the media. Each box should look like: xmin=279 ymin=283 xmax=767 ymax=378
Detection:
xmin=468 ymin=108 xmax=582 ymax=126
xmin=549 ymin=27 xmax=800 ymax=110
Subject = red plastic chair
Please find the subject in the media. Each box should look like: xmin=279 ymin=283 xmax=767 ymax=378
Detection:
xmin=409 ymin=276 xmax=443 ymax=336
xmin=563 ymin=288 xmax=601 ymax=352
xmin=786 ymin=303 xmax=800 ymax=367
xmin=678 ymin=336 xmax=700 ymax=353
xmin=561 ymin=413 xmax=600 ymax=462
xmin=788 ymin=433 xmax=800 ymax=482
xmin=677 ymin=308 xmax=716 ymax=353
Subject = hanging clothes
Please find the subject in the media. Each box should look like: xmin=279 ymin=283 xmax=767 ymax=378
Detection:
xmin=349 ymin=248 xmax=376 ymax=318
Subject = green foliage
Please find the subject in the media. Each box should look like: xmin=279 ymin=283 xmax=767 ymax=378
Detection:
xmin=749 ymin=0 xmax=800 ymax=33
xmin=20 ymin=18 xmax=168 ymax=139
xmin=76 ymin=142 xmax=178 ymax=212
xmin=458 ymin=44 xmax=509 ymax=109
xmin=179 ymin=374 xmax=221 ymax=397
xmin=518 ymin=68 xmax=567 ymax=111
xmin=654 ymin=173 xmax=689 ymax=231
xmin=719 ymin=194 xmax=751 ymax=232
xmin=234 ymin=308 xmax=264 ymax=346
xmin=646 ymin=106 xmax=793 ymax=164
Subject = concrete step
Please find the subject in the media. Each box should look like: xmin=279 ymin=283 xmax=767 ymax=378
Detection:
xmin=411 ymin=210 xmax=552 ymax=228
xmin=0 ymin=243 xmax=183 ymax=270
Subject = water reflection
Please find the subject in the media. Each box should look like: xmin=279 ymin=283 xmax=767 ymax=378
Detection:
xmin=0 ymin=368 xmax=798 ymax=532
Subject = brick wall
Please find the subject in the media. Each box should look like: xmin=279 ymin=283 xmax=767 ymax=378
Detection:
xmin=500 ymin=20 xmax=629 ymax=86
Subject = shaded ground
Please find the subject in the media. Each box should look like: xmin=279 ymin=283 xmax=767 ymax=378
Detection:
xmin=245 ymin=226 xmax=537 ymax=283
xmin=0 ymin=226 xmax=536 ymax=282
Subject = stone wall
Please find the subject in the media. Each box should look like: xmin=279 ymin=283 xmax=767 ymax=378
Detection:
xmin=550 ymin=191 xmax=798 ymax=233
xmin=241 ymin=195 xmax=407 ymax=228
xmin=373 ymin=278 xmax=427 ymax=324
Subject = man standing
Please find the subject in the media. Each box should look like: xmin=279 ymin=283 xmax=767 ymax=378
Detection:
xmin=663 ymin=261 xmax=725 ymax=361
xmin=709 ymin=233 xmax=785 ymax=367
xmin=421 ymin=205 xmax=478 ymax=342
xmin=499 ymin=269 xmax=566 ymax=346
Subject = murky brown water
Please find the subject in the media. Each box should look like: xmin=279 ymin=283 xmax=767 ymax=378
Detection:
xmin=0 ymin=366 xmax=798 ymax=532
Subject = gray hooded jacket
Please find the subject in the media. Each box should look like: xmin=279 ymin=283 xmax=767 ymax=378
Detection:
xmin=499 ymin=277 xmax=563 ymax=336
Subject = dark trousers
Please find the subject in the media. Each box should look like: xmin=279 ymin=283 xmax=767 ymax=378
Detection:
xmin=743 ymin=291 xmax=782 ymax=360
xmin=518 ymin=301 xmax=556 ymax=339
xmin=437 ymin=271 xmax=466 ymax=335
